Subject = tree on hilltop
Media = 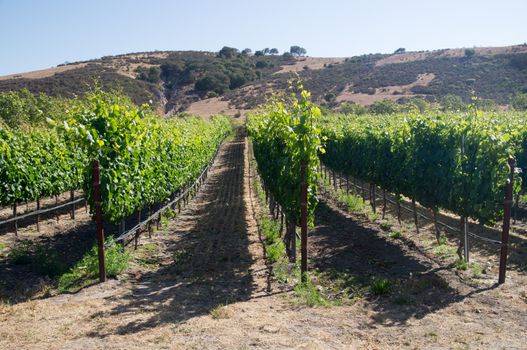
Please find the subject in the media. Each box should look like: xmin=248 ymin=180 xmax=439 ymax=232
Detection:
xmin=290 ymin=46 xmax=307 ymax=57
xmin=218 ymin=46 xmax=239 ymax=59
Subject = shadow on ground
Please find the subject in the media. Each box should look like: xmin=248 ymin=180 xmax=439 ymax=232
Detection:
xmin=88 ymin=136 xmax=257 ymax=337
xmin=0 ymin=220 xmax=96 ymax=304
xmin=310 ymin=200 xmax=497 ymax=326
xmin=324 ymin=178 xmax=527 ymax=272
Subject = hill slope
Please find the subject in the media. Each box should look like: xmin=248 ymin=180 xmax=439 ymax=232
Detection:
xmin=1 ymin=45 xmax=527 ymax=116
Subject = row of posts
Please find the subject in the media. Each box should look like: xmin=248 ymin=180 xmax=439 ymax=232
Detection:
xmin=91 ymin=155 xmax=212 ymax=283
xmin=8 ymin=190 xmax=84 ymax=237
xmin=318 ymin=158 xmax=515 ymax=285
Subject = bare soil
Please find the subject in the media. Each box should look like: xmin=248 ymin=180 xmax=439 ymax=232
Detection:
xmin=0 ymin=134 xmax=525 ymax=349
xmin=336 ymin=73 xmax=435 ymax=106
xmin=185 ymin=97 xmax=241 ymax=118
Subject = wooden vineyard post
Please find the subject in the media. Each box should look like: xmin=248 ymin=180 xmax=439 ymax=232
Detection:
xmin=459 ymin=132 xmax=468 ymax=262
xmin=382 ymin=188 xmax=387 ymax=220
xmin=300 ymin=160 xmax=308 ymax=283
xmin=13 ymin=204 xmax=17 ymax=237
xmin=55 ymin=195 xmax=59 ymax=222
xmin=135 ymin=210 xmax=141 ymax=249
xmin=148 ymin=206 xmax=152 ymax=238
xmin=412 ymin=197 xmax=419 ymax=234
xmin=332 ymin=170 xmax=337 ymax=191
xmin=499 ymin=157 xmax=515 ymax=284
xmin=36 ymin=198 xmax=41 ymax=232
xmin=92 ymin=160 xmax=107 ymax=283
xmin=291 ymin=225 xmax=297 ymax=263
xmin=396 ymin=194 xmax=402 ymax=225
xmin=433 ymin=208 xmax=441 ymax=244
xmin=371 ymin=184 xmax=376 ymax=212
xmin=346 ymin=175 xmax=350 ymax=194
xmin=70 ymin=190 xmax=75 ymax=220
xmin=463 ymin=217 xmax=469 ymax=262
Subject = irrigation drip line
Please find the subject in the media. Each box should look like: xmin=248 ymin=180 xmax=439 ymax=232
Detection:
xmin=0 ymin=197 xmax=85 ymax=226
xmin=324 ymin=166 xmax=502 ymax=246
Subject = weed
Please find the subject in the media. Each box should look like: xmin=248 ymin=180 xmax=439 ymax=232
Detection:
xmin=405 ymin=275 xmax=448 ymax=295
xmin=470 ymin=263 xmax=482 ymax=278
xmin=259 ymin=216 xmax=284 ymax=263
xmin=369 ymin=278 xmax=391 ymax=296
xmin=142 ymin=243 xmax=158 ymax=251
xmin=455 ymin=260 xmax=482 ymax=278
xmin=273 ymin=256 xmax=294 ymax=283
xmin=8 ymin=240 xmax=33 ymax=265
xmin=433 ymin=243 xmax=456 ymax=258
xmin=340 ymin=192 xmax=365 ymax=213
xmin=58 ymin=238 xmax=130 ymax=293
xmin=33 ymin=245 xmax=66 ymax=276
xmin=169 ymin=249 xmax=191 ymax=274
xmin=319 ymin=269 xmax=364 ymax=303
xmin=0 ymin=242 xmax=6 ymax=251
xmin=159 ymin=208 xmax=176 ymax=229
xmin=8 ymin=240 xmax=65 ymax=276
xmin=173 ymin=249 xmax=189 ymax=263
xmin=367 ymin=211 xmax=379 ymax=222
xmin=210 ymin=304 xmax=233 ymax=319
xmin=389 ymin=230 xmax=402 ymax=239
xmin=380 ymin=222 xmax=392 ymax=231
xmin=266 ymin=242 xmax=285 ymax=264
xmin=293 ymin=276 xmax=331 ymax=307
xmin=135 ymin=257 xmax=159 ymax=270
xmin=455 ymin=259 xmax=469 ymax=270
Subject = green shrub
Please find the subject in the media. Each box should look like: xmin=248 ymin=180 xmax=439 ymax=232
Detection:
xmin=511 ymin=92 xmax=527 ymax=111
xmin=195 ymin=73 xmax=230 ymax=94
xmin=255 ymin=61 xmax=268 ymax=69
xmin=368 ymin=99 xmax=400 ymax=114
xmin=136 ymin=66 xmax=161 ymax=84
xmin=464 ymin=48 xmax=476 ymax=57
xmin=340 ymin=102 xmax=368 ymax=115
xmin=218 ymin=46 xmax=239 ymax=59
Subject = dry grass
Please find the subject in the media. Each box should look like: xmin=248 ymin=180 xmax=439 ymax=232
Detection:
xmin=375 ymin=44 xmax=527 ymax=66
xmin=0 ymin=64 xmax=87 ymax=81
xmin=336 ymin=73 xmax=435 ymax=105
xmin=185 ymin=97 xmax=252 ymax=119
xmin=274 ymin=57 xmax=345 ymax=74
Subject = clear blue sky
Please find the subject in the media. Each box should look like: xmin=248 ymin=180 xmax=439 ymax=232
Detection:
xmin=1 ymin=0 xmax=526 ymax=75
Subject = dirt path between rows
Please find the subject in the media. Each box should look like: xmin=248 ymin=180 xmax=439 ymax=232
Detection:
xmin=0 ymin=134 xmax=525 ymax=349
